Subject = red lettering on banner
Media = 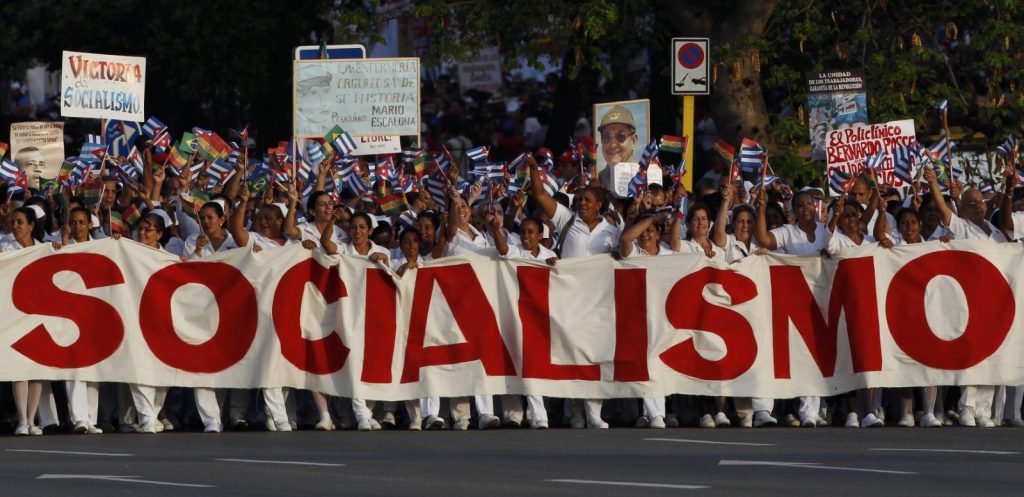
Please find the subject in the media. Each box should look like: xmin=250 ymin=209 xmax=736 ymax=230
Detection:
xmin=770 ymin=257 xmax=882 ymax=378
xmin=614 ymin=268 xmax=650 ymax=381
xmin=362 ymin=268 xmax=398 ymax=383
xmin=887 ymin=251 xmax=1013 ymax=369
xmin=272 ymin=259 xmax=350 ymax=375
xmin=518 ymin=266 xmax=600 ymax=380
xmin=660 ymin=267 xmax=758 ymax=380
xmin=11 ymin=254 xmax=125 ymax=368
xmin=401 ymin=264 xmax=516 ymax=383
xmin=140 ymin=262 xmax=258 ymax=373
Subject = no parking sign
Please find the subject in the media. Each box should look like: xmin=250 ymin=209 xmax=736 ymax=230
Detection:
xmin=671 ymin=38 xmax=710 ymax=95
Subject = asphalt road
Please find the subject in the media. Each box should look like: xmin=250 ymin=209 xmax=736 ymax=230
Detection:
xmin=1 ymin=427 xmax=1022 ymax=496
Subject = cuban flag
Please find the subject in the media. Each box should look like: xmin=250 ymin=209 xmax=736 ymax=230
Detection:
xmin=537 ymin=148 xmax=554 ymax=171
xmin=434 ymin=149 xmax=452 ymax=173
xmin=627 ymin=167 xmax=648 ymax=198
xmin=465 ymin=146 xmax=489 ymax=163
xmin=425 ymin=173 xmax=448 ymax=208
xmin=754 ymin=174 xmax=779 ymax=190
xmin=866 ymin=150 xmax=887 ymax=173
xmin=997 ymin=135 xmax=1017 ymax=158
xmin=80 ymin=134 xmax=105 ymax=159
xmin=142 ymin=116 xmax=167 ymax=138
xmin=336 ymin=157 xmax=356 ymax=181
xmin=893 ymin=145 xmax=914 ymax=183
xmin=638 ymin=139 xmax=660 ymax=169
xmin=398 ymin=209 xmax=418 ymax=229
xmin=829 ymin=168 xmax=856 ymax=195
xmin=507 ymin=153 xmax=527 ymax=175
xmin=344 ymin=171 xmax=370 ymax=195
xmin=929 ymin=134 xmax=955 ymax=163
xmin=306 ymin=143 xmax=326 ymax=167
xmin=0 ymin=158 xmax=19 ymax=182
xmin=485 ymin=162 xmax=506 ymax=181
xmin=332 ymin=130 xmax=357 ymax=157
xmin=739 ymin=138 xmax=766 ymax=174
xmin=105 ymin=120 xmax=142 ymax=158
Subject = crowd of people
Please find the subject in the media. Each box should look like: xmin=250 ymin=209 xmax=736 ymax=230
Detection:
xmin=1 ymin=111 xmax=1024 ymax=437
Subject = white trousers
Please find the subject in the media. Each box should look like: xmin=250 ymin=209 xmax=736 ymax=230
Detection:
xmin=66 ymin=381 xmax=100 ymax=425
xmin=37 ymin=382 xmax=60 ymax=427
xmin=959 ymin=385 xmax=995 ymax=417
xmin=642 ymin=397 xmax=666 ymax=418
xmin=798 ymin=396 xmax=820 ymax=422
xmin=263 ymin=387 xmax=291 ymax=426
xmin=499 ymin=395 xmax=524 ymax=423
xmin=571 ymin=399 xmax=604 ymax=425
xmin=195 ymin=388 xmax=249 ymax=428
xmin=421 ymin=397 xmax=440 ymax=418
xmin=527 ymin=396 xmax=547 ymax=424
xmin=128 ymin=384 xmax=167 ymax=427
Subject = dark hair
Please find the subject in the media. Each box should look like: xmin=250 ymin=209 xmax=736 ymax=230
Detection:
xmin=350 ymin=211 xmax=372 ymax=228
xmin=685 ymin=202 xmax=709 ymax=224
xmin=399 ymin=228 xmax=421 ymax=243
xmin=200 ymin=201 xmax=224 ymax=218
xmin=305 ymin=191 xmax=330 ymax=221
xmin=141 ymin=212 xmax=173 ymax=247
xmin=520 ymin=217 xmax=544 ymax=233
xmin=416 ymin=210 xmax=441 ymax=231
xmin=895 ymin=207 xmax=921 ymax=225
xmin=13 ymin=207 xmax=45 ymax=243
xmin=69 ymin=206 xmax=92 ymax=222
xmin=24 ymin=197 xmax=52 ymax=226
xmin=731 ymin=204 xmax=756 ymax=223
xmin=791 ymin=191 xmax=813 ymax=210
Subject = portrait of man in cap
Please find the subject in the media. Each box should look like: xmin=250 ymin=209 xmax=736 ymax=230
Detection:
xmin=295 ymin=64 xmax=334 ymax=135
xmin=593 ymin=99 xmax=650 ymax=188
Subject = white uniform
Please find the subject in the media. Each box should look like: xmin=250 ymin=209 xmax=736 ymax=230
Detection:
xmin=62 ymin=237 xmax=103 ymax=431
xmin=551 ymin=203 xmax=620 ymax=428
xmin=624 ymin=242 xmax=676 ymax=422
xmin=770 ymin=222 xmax=829 ymax=425
xmin=389 ymin=253 xmax=440 ymax=427
xmin=948 ymin=213 xmax=1008 ymax=423
xmin=825 ymin=229 xmax=876 ymax=255
xmin=298 ymin=220 xmax=349 ymax=247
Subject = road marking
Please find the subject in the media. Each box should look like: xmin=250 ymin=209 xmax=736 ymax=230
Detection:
xmin=645 ymin=438 xmax=776 ymax=447
xmin=8 ymin=449 xmax=132 ymax=457
xmin=719 ymin=460 xmax=916 ymax=475
xmin=547 ymin=479 xmax=708 ymax=490
xmin=37 ymin=474 xmax=215 ymax=488
xmin=870 ymin=448 xmax=1019 ymax=455
xmin=215 ymin=458 xmax=345 ymax=467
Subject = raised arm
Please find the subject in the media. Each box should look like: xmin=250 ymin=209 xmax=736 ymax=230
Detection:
xmin=753 ymin=188 xmax=778 ymax=250
xmin=1000 ymin=171 xmax=1016 ymax=238
xmin=319 ymin=211 xmax=339 ymax=255
xmin=873 ymin=193 xmax=893 ymax=242
xmin=488 ymin=208 xmax=510 ymax=256
xmin=827 ymin=193 xmax=846 ymax=234
xmin=281 ymin=183 xmax=302 ymax=240
xmin=712 ymin=184 xmax=733 ymax=248
xmin=923 ymin=166 xmax=953 ymax=226
xmin=229 ymin=185 xmax=251 ymax=247
xmin=619 ymin=212 xmax=667 ymax=258
xmin=528 ymin=154 xmax=558 ymax=218
xmin=445 ymin=185 xmax=461 ymax=241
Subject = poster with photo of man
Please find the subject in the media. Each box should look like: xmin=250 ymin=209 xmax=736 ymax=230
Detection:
xmin=9 ymin=122 xmax=65 ymax=189
xmin=593 ymin=99 xmax=649 ymax=187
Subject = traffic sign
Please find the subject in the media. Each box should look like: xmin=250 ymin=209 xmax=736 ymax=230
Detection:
xmin=672 ymin=38 xmax=710 ymax=95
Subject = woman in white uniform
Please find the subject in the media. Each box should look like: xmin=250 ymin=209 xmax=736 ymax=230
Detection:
xmin=321 ymin=210 xmax=390 ymax=431
xmin=185 ymin=200 xmax=239 ymax=433
xmin=2 ymin=206 xmax=53 ymax=435
xmin=490 ymin=213 xmax=558 ymax=429
xmin=61 ymin=207 xmax=103 ymax=434
xmin=529 ymin=155 xmax=617 ymax=429
xmin=754 ymin=188 xmax=830 ymax=427
xmin=230 ymin=186 xmax=306 ymax=432
xmin=712 ymin=185 xmax=776 ymax=428
xmin=620 ymin=209 xmax=681 ymax=429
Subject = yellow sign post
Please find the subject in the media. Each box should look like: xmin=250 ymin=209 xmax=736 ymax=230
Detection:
xmin=671 ymin=37 xmax=710 ymax=192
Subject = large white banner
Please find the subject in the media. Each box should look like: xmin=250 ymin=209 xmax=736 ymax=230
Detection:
xmin=1 ymin=239 xmax=1023 ymax=401
xmin=293 ymin=58 xmax=420 ymax=138
xmin=60 ymin=51 xmax=146 ymax=122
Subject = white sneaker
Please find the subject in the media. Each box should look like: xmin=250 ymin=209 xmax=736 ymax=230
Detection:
xmin=74 ymin=420 xmax=90 ymax=434
xmin=265 ymin=418 xmax=277 ymax=431
xmin=315 ymin=418 xmax=335 ymax=431
xmin=920 ymin=413 xmax=942 ymax=427
xmin=408 ymin=418 xmax=422 ymax=431
xmin=700 ymin=414 xmax=716 ymax=428
xmin=14 ymin=424 xmax=29 ymax=436
xmin=532 ymin=419 xmax=549 ymax=429
xmin=959 ymin=408 xmax=976 ymax=427
xmin=714 ymin=412 xmax=731 ymax=427
xmin=203 ymin=423 xmax=223 ymax=433
xmin=649 ymin=416 xmax=666 ymax=429
xmin=357 ymin=419 xmax=372 ymax=431
xmin=138 ymin=420 xmax=162 ymax=434
xmin=478 ymin=413 xmax=500 ymax=430
xmin=845 ymin=412 xmax=860 ymax=428
xmin=977 ymin=415 xmax=995 ymax=428
xmin=369 ymin=418 xmax=382 ymax=431
xmin=29 ymin=426 xmax=43 ymax=436
xmin=424 ymin=415 xmax=445 ymax=430
xmin=87 ymin=424 xmax=103 ymax=434
xmin=753 ymin=411 xmax=777 ymax=427
xmin=784 ymin=414 xmax=800 ymax=427
xmin=452 ymin=419 xmax=469 ymax=431
xmin=160 ymin=420 xmax=174 ymax=432
xmin=897 ymin=413 xmax=915 ymax=427
xmin=861 ymin=413 xmax=883 ymax=428
xmin=635 ymin=416 xmax=650 ymax=428
xmin=588 ymin=419 xmax=609 ymax=429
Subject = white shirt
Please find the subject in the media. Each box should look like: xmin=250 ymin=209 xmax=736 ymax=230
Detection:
xmin=390 ymin=252 xmax=432 ymax=273
xmin=947 ymin=213 xmax=1007 ymax=242
xmin=770 ymin=222 xmax=830 ymax=256
xmin=720 ymin=233 xmax=759 ymax=263
xmin=826 ymin=229 xmax=876 ymax=255
xmin=626 ymin=240 xmax=676 ymax=258
xmin=0 ymin=238 xmax=30 ymax=252
xmin=551 ymin=202 xmax=620 ymax=258
xmin=1009 ymin=211 xmax=1024 ymax=241
xmin=249 ymin=231 xmax=300 ymax=250
xmin=339 ymin=240 xmax=389 ymax=258
xmin=503 ymin=243 xmax=558 ymax=261
xmin=445 ymin=224 xmax=491 ymax=256
xmin=299 ymin=220 xmax=349 ymax=247
xmin=924 ymin=225 xmax=950 ymax=241
xmin=864 ymin=208 xmax=897 ymax=236
xmin=184 ymin=232 xmax=239 ymax=259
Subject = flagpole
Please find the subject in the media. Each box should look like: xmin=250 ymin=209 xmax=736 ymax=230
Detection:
xmin=942 ymin=111 xmax=955 ymax=190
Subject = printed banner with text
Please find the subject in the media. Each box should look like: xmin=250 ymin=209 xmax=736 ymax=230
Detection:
xmin=60 ymin=51 xmax=146 ymax=122
xmin=0 ymin=239 xmax=1022 ymax=400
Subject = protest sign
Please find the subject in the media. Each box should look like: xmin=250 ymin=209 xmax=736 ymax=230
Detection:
xmin=293 ymin=58 xmax=420 ymax=138
xmin=2 ymin=239 xmax=1023 ymax=400
xmin=807 ymin=71 xmax=868 ymax=161
xmin=60 ymin=51 xmax=146 ymax=122
xmin=825 ymin=119 xmax=916 ymax=191
xmin=458 ymin=47 xmax=503 ymax=93
xmin=9 ymin=122 xmax=65 ymax=188
xmin=612 ymin=162 xmax=663 ymax=198
xmin=350 ymin=135 xmax=401 ymax=156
